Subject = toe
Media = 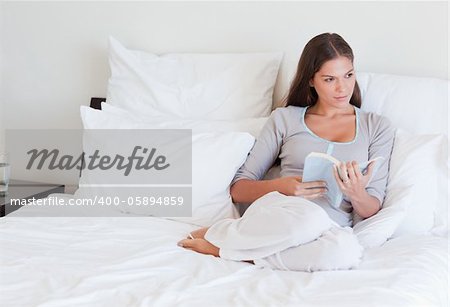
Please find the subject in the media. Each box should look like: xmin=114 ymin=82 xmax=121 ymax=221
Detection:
xmin=177 ymin=238 xmax=195 ymax=248
xmin=177 ymin=239 xmax=188 ymax=247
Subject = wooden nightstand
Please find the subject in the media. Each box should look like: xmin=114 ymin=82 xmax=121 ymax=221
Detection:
xmin=0 ymin=180 xmax=65 ymax=217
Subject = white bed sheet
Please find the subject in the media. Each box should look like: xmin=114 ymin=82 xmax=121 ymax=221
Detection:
xmin=0 ymin=194 xmax=448 ymax=307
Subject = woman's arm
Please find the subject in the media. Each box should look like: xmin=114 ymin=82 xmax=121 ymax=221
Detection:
xmin=347 ymin=190 xmax=381 ymax=218
xmin=231 ymin=177 xmax=328 ymax=204
xmin=230 ymin=179 xmax=281 ymax=204
xmin=364 ymin=115 xmax=396 ymax=208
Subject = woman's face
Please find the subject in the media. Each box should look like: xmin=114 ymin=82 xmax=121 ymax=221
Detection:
xmin=310 ymin=56 xmax=355 ymax=109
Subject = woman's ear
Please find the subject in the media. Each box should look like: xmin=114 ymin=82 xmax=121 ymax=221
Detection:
xmin=309 ymin=80 xmax=314 ymax=87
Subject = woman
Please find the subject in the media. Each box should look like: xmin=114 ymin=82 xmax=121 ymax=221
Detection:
xmin=178 ymin=33 xmax=395 ymax=271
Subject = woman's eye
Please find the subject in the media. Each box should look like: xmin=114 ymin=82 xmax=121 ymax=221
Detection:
xmin=324 ymin=78 xmax=333 ymax=82
xmin=346 ymin=73 xmax=354 ymax=78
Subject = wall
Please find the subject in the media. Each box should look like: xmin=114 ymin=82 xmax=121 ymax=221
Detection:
xmin=0 ymin=1 xmax=448 ymax=181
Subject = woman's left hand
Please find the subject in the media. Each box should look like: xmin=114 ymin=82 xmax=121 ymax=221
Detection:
xmin=332 ymin=160 xmax=376 ymax=201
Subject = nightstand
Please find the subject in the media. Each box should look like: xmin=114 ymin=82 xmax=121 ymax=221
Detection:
xmin=0 ymin=180 xmax=65 ymax=217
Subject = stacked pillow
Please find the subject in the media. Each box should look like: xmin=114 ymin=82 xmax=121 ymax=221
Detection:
xmin=80 ymin=105 xmax=270 ymax=226
xmin=107 ymin=36 xmax=282 ymax=120
xmin=79 ymin=37 xmax=281 ymax=226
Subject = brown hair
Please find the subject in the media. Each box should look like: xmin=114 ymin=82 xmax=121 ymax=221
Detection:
xmin=283 ymin=33 xmax=361 ymax=108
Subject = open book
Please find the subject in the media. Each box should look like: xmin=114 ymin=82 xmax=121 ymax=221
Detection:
xmin=302 ymin=152 xmax=384 ymax=209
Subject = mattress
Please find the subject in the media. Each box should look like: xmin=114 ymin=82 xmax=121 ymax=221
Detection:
xmin=0 ymin=194 xmax=448 ymax=307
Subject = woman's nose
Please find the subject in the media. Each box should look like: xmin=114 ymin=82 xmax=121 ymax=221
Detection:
xmin=335 ymin=80 xmax=346 ymax=93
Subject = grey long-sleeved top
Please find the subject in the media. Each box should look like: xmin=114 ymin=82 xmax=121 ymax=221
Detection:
xmin=232 ymin=105 xmax=395 ymax=227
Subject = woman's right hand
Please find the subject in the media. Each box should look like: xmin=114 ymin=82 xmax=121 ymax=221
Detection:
xmin=274 ymin=176 xmax=327 ymax=200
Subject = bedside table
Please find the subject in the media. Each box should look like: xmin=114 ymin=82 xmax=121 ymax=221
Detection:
xmin=0 ymin=180 xmax=65 ymax=217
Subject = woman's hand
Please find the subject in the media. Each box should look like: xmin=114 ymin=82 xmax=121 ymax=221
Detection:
xmin=274 ymin=176 xmax=327 ymax=200
xmin=332 ymin=160 xmax=382 ymax=218
xmin=332 ymin=160 xmax=375 ymax=201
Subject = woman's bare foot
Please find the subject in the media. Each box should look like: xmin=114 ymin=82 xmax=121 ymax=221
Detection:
xmin=177 ymin=238 xmax=220 ymax=257
xmin=188 ymin=227 xmax=209 ymax=239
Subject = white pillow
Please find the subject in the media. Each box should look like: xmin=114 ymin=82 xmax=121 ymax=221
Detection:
xmin=388 ymin=130 xmax=447 ymax=236
xmin=357 ymin=72 xmax=448 ymax=135
xmin=79 ymin=106 xmax=257 ymax=226
xmin=353 ymin=186 xmax=410 ymax=249
xmin=98 ymin=102 xmax=268 ymax=138
xmin=353 ymin=130 xmax=447 ymax=247
xmin=106 ymin=36 xmax=282 ymax=120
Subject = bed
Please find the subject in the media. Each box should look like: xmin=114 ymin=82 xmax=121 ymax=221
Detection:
xmin=1 ymin=37 xmax=448 ymax=307
xmin=1 ymin=212 xmax=447 ymax=306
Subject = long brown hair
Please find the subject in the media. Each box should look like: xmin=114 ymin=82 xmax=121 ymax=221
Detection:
xmin=283 ymin=33 xmax=361 ymax=108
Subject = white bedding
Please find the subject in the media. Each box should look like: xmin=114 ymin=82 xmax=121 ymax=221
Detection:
xmin=1 ymin=195 xmax=447 ymax=307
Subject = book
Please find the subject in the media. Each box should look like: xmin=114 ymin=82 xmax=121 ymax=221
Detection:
xmin=302 ymin=152 xmax=384 ymax=209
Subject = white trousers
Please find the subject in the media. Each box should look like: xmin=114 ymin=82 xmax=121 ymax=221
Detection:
xmin=205 ymin=192 xmax=363 ymax=272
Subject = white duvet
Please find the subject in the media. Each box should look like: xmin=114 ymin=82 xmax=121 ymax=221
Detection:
xmin=0 ymin=194 xmax=448 ymax=307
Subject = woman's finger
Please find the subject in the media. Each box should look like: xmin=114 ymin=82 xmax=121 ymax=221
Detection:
xmin=338 ymin=162 xmax=349 ymax=183
xmin=300 ymin=187 xmax=327 ymax=195
xmin=353 ymin=161 xmax=363 ymax=179
xmin=347 ymin=161 xmax=357 ymax=181
xmin=333 ymin=165 xmax=346 ymax=190
xmin=302 ymin=180 xmax=327 ymax=189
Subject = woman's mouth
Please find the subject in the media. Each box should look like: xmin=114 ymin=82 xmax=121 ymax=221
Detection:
xmin=334 ymin=95 xmax=348 ymax=101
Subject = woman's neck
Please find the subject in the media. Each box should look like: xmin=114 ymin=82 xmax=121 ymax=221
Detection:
xmin=307 ymin=103 xmax=355 ymax=117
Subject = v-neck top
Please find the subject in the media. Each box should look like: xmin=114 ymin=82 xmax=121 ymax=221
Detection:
xmin=232 ymin=105 xmax=395 ymax=227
